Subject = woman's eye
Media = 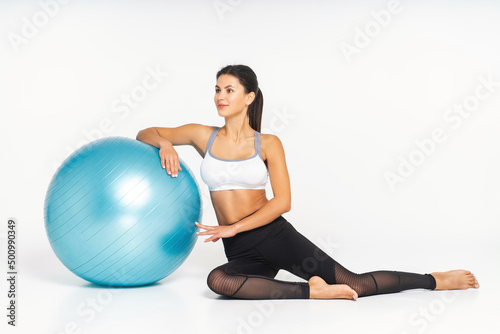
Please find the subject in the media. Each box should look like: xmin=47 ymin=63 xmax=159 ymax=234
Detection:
xmin=215 ymin=88 xmax=232 ymax=93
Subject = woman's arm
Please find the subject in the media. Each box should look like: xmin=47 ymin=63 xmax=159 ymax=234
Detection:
xmin=136 ymin=123 xmax=210 ymax=176
xmin=136 ymin=123 xmax=209 ymax=148
xmin=196 ymin=134 xmax=292 ymax=242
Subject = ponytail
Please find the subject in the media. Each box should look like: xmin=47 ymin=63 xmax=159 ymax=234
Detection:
xmin=247 ymin=88 xmax=263 ymax=133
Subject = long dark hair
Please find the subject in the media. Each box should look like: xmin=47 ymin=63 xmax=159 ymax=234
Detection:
xmin=216 ymin=64 xmax=263 ymax=132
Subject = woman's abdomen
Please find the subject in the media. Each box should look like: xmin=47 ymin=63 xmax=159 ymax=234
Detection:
xmin=210 ymin=189 xmax=268 ymax=225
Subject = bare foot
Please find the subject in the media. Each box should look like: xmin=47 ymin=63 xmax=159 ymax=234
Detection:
xmin=308 ymin=276 xmax=358 ymax=300
xmin=430 ymin=270 xmax=479 ymax=290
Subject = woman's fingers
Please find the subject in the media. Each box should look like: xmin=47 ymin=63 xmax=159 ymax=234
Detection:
xmin=195 ymin=224 xmax=220 ymax=243
xmin=162 ymin=158 xmax=179 ymax=177
xmin=196 ymin=230 xmax=216 ymax=237
xmin=194 ymin=223 xmax=223 ymax=243
xmin=174 ymin=159 xmax=182 ymax=174
xmin=165 ymin=158 xmax=172 ymax=175
xmin=171 ymin=160 xmax=177 ymax=176
xmin=169 ymin=158 xmax=181 ymax=177
xmin=196 ymin=229 xmax=217 ymax=242
xmin=158 ymin=147 xmax=181 ymax=177
xmin=168 ymin=163 xmax=173 ymax=175
xmin=204 ymin=235 xmax=219 ymax=243
xmin=167 ymin=159 xmax=173 ymax=175
xmin=196 ymin=230 xmax=214 ymax=236
xmin=195 ymin=222 xmax=213 ymax=230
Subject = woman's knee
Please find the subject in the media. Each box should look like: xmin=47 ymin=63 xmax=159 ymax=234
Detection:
xmin=206 ymin=265 xmax=246 ymax=297
xmin=206 ymin=266 xmax=225 ymax=294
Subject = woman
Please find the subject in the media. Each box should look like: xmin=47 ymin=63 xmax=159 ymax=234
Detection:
xmin=136 ymin=64 xmax=479 ymax=300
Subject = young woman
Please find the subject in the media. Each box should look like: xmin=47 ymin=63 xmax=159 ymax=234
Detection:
xmin=136 ymin=64 xmax=479 ymax=300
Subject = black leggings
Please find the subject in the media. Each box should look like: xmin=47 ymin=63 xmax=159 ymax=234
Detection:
xmin=207 ymin=215 xmax=436 ymax=299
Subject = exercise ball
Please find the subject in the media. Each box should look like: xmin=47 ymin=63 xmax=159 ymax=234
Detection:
xmin=44 ymin=137 xmax=201 ymax=287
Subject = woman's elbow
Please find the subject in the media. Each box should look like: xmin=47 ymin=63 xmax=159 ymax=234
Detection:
xmin=272 ymin=197 xmax=290 ymax=214
xmin=136 ymin=127 xmax=153 ymax=141
xmin=282 ymin=199 xmax=291 ymax=213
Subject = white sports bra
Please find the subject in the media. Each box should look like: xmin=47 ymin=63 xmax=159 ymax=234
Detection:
xmin=200 ymin=127 xmax=269 ymax=191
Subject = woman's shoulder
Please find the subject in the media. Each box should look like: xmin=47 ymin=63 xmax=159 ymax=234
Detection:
xmin=173 ymin=123 xmax=218 ymax=157
xmin=260 ymin=132 xmax=285 ymax=161
xmin=184 ymin=123 xmax=218 ymax=136
xmin=260 ymin=132 xmax=282 ymax=145
xmin=187 ymin=123 xmax=216 ymax=130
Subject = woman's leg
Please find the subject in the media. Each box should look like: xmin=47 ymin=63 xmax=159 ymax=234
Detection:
xmin=206 ymin=257 xmax=310 ymax=299
xmin=208 ymin=216 xmax=478 ymax=300
xmin=256 ymin=217 xmax=443 ymax=298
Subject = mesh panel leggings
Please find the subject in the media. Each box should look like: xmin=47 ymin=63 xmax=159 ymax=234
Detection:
xmin=207 ymin=215 xmax=436 ymax=299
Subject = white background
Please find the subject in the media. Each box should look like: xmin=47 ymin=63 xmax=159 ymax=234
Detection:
xmin=1 ymin=0 xmax=499 ymax=333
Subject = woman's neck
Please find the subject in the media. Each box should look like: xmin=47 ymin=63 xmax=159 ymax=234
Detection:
xmin=223 ymin=117 xmax=253 ymax=142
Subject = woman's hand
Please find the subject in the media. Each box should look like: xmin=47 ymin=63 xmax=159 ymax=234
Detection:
xmin=159 ymin=141 xmax=182 ymax=177
xmin=195 ymin=222 xmax=238 ymax=243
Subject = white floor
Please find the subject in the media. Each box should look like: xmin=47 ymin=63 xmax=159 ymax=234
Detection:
xmin=6 ymin=226 xmax=498 ymax=334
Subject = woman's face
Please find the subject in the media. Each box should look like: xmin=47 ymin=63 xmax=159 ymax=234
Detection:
xmin=214 ymin=74 xmax=254 ymax=117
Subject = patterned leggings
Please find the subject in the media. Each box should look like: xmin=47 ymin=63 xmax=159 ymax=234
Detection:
xmin=207 ymin=215 xmax=436 ymax=299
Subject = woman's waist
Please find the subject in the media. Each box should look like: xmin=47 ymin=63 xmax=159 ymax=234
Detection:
xmin=212 ymin=191 xmax=268 ymax=226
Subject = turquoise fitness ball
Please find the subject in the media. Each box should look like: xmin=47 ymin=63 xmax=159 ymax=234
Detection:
xmin=44 ymin=137 xmax=201 ymax=287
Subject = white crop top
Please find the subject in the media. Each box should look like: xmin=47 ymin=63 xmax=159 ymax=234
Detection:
xmin=200 ymin=127 xmax=269 ymax=191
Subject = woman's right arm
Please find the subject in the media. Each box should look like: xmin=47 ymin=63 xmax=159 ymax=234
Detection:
xmin=136 ymin=123 xmax=209 ymax=177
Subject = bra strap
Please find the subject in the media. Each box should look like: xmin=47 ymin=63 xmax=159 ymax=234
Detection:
xmin=255 ymin=130 xmax=262 ymax=159
xmin=204 ymin=127 xmax=220 ymax=156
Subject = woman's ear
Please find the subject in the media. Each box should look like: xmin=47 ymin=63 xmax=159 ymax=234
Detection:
xmin=246 ymin=91 xmax=255 ymax=105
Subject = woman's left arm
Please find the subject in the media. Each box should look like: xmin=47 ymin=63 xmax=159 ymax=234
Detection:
xmin=196 ymin=134 xmax=291 ymax=242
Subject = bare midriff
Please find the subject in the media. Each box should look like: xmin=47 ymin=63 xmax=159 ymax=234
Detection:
xmin=209 ymin=189 xmax=269 ymax=226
